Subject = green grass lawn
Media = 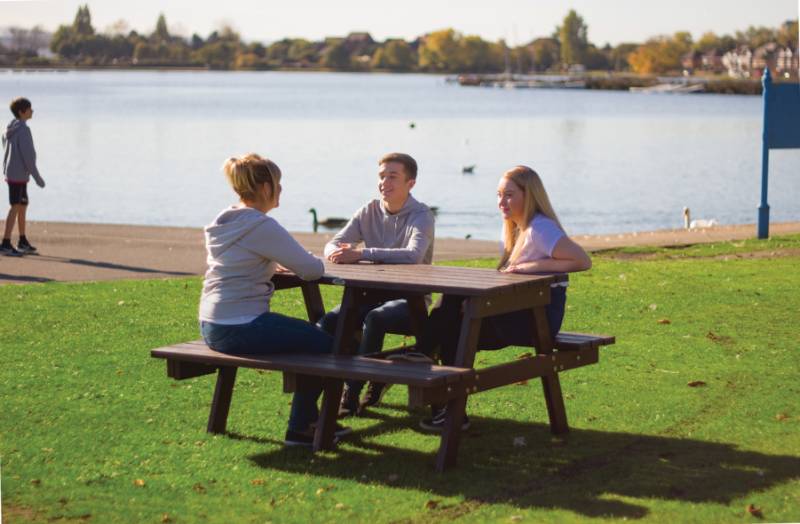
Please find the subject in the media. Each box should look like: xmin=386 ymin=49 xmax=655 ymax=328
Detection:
xmin=2 ymin=236 xmax=799 ymax=523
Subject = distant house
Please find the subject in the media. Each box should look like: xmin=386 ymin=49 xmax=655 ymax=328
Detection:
xmin=722 ymin=46 xmax=753 ymax=78
xmin=344 ymin=32 xmax=374 ymax=55
xmin=701 ymin=49 xmax=725 ymax=74
xmin=681 ymin=50 xmax=702 ymax=72
xmin=722 ymin=43 xmax=798 ymax=79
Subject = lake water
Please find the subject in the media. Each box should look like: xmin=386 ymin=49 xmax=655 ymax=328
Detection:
xmin=2 ymin=70 xmax=798 ymax=239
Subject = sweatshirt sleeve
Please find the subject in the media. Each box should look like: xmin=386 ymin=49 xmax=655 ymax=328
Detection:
xmin=240 ymin=219 xmax=324 ymax=281
xmin=323 ymin=212 xmax=364 ymax=259
xmin=20 ymin=127 xmax=44 ymax=186
xmin=361 ymin=210 xmax=434 ymax=264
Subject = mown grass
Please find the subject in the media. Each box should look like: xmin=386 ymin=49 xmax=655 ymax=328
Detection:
xmin=2 ymin=237 xmax=799 ymax=523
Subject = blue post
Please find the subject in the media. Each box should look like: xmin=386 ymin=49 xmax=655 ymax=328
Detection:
xmin=758 ymin=68 xmax=771 ymax=239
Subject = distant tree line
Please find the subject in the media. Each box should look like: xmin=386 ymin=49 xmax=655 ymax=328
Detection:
xmin=0 ymin=5 xmax=797 ymax=76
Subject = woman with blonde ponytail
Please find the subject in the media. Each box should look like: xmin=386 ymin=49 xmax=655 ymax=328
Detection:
xmin=417 ymin=165 xmax=591 ymax=432
xmin=199 ymin=154 xmax=351 ymax=447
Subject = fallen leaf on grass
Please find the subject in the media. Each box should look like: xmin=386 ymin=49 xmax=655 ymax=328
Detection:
xmin=30 ymin=479 xmax=41 ymax=486
xmin=250 ymin=478 xmax=265 ymax=486
xmin=335 ymin=503 xmax=346 ymax=510
xmin=161 ymin=514 xmax=173 ymax=523
xmin=687 ymin=381 xmax=707 ymax=387
xmin=657 ymin=318 xmax=671 ymax=325
xmin=133 ymin=479 xmax=145 ymax=487
xmin=775 ymin=413 xmax=790 ymax=421
xmin=424 ymin=500 xmax=439 ymax=510
xmin=510 ymin=516 xmax=523 ymax=522
xmin=746 ymin=504 xmax=763 ymax=518
xmin=192 ymin=483 xmax=206 ymax=494
xmin=516 ymin=352 xmax=533 ymax=359
xmin=515 ymin=380 xmax=529 ymax=386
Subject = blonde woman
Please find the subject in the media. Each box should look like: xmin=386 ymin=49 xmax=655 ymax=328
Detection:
xmin=418 ymin=165 xmax=591 ymax=431
xmin=199 ymin=154 xmax=350 ymax=446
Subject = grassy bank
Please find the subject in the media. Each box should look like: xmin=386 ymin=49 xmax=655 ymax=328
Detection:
xmin=2 ymin=236 xmax=799 ymax=523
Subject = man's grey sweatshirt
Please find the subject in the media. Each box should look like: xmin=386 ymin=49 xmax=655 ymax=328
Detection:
xmin=3 ymin=119 xmax=45 ymax=186
xmin=323 ymin=195 xmax=435 ymax=264
xmin=199 ymin=206 xmax=324 ymax=324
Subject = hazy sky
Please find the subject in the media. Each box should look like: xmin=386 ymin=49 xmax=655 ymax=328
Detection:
xmin=1 ymin=0 xmax=797 ymax=46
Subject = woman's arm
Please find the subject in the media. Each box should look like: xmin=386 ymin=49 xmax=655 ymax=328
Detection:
xmin=502 ymin=236 xmax=591 ymax=274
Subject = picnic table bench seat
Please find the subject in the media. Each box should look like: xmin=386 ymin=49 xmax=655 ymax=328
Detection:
xmin=150 ymin=331 xmax=614 ymax=435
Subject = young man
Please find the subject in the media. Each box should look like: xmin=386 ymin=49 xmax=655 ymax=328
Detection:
xmin=2 ymin=97 xmax=46 ymax=256
xmin=319 ymin=152 xmax=435 ymax=416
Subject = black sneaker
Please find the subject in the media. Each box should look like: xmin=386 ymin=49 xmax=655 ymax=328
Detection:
xmin=419 ymin=407 xmax=471 ymax=432
xmin=310 ymin=422 xmax=353 ymax=438
xmin=0 ymin=244 xmax=23 ymax=257
xmin=17 ymin=241 xmax=37 ymax=254
xmin=285 ymin=424 xmax=351 ymax=447
xmin=359 ymin=381 xmax=392 ymax=411
xmin=338 ymin=384 xmax=361 ymax=418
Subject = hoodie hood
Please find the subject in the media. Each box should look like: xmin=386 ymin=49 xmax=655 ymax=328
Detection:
xmin=4 ymin=119 xmax=25 ymax=142
xmin=381 ymin=194 xmax=427 ymax=218
xmin=204 ymin=206 xmax=268 ymax=259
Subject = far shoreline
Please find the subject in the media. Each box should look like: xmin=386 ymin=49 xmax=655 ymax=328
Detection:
xmin=1 ymin=67 xmax=767 ymax=95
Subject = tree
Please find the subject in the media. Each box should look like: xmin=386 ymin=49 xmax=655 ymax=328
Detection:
xmin=154 ymin=14 xmax=170 ymax=42
xmin=287 ymin=39 xmax=317 ymax=63
xmin=735 ymin=26 xmax=777 ymax=48
xmin=321 ymin=40 xmax=351 ymax=69
xmin=609 ymin=42 xmax=639 ymax=71
xmin=777 ymin=20 xmax=798 ymax=49
xmin=371 ymin=39 xmax=415 ymax=71
xmin=557 ymin=10 xmax=588 ymax=66
xmin=627 ymin=32 xmax=693 ymax=74
xmin=584 ymin=44 xmax=610 ymax=70
xmin=527 ymin=37 xmax=559 ymax=71
xmin=73 ymin=5 xmax=94 ymax=36
xmin=418 ymin=29 xmax=461 ymax=72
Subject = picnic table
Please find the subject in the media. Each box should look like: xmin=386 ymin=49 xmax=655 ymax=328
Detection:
xmin=152 ymin=262 xmax=614 ymax=471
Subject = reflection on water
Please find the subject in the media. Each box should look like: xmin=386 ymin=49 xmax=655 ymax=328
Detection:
xmin=2 ymin=70 xmax=798 ymax=239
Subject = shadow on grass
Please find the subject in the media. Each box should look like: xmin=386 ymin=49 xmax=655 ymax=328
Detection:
xmin=246 ymin=415 xmax=800 ymax=519
xmin=33 ymin=254 xmax=196 ymax=276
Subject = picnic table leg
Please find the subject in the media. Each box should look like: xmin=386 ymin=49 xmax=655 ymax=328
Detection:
xmin=314 ymin=286 xmax=362 ymax=451
xmin=207 ymin=366 xmax=237 ymax=434
xmin=435 ymin=302 xmax=481 ymax=472
xmin=532 ymin=305 xmax=569 ymax=435
xmin=301 ymin=282 xmax=326 ymax=325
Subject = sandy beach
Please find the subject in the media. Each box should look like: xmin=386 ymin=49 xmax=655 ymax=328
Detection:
xmin=1 ymin=220 xmax=798 ymax=285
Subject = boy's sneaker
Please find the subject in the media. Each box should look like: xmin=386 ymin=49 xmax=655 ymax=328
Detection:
xmin=17 ymin=241 xmax=37 ymax=254
xmin=338 ymin=385 xmax=360 ymax=418
xmin=359 ymin=381 xmax=392 ymax=411
xmin=285 ymin=424 xmax=351 ymax=447
xmin=310 ymin=422 xmax=353 ymax=438
xmin=0 ymin=244 xmax=23 ymax=257
xmin=419 ymin=407 xmax=471 ymax=433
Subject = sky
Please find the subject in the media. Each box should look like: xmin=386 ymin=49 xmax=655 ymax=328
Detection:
xmin=1 ymin=0 xmax=797 ymax=46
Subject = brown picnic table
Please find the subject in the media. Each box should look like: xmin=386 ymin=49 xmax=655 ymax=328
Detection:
xmin=152 ymin=262 xmax=614 ymax=472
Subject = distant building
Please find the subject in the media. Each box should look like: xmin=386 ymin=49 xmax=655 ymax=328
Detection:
xmin=722 ymin=46 xmax=753 ymax=78
xmin=681 ymin=50 xmax=702 ymax=72
xmin=723 ymin=44 xmax=798 ymax=79
xmin=701 ymin=49 xmax=725 ymax=74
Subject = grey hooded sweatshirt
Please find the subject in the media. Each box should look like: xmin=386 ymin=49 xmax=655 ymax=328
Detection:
xmin=199 ymin=206 xmax=324 ymax=324
xmin=324 ymin=194 xmax=434 ymax=264
xmin=3 ymin=119 xmax=45 ymax=186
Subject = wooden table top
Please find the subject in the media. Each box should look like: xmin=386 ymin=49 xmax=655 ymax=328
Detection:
xmin=310 ymin=262 xmax=561 ymax=296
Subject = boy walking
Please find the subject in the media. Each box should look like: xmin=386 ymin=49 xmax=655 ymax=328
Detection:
xmin=319 ymin=152 xmax=435 ymax=416
xmin=2 ymin=97 xmax=46 ymax=256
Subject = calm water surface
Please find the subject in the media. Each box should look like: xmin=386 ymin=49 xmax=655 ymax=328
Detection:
xmin=2 ymin=70 xmax=798 ymax=239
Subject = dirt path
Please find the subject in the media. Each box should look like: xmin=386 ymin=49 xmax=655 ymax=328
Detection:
xmin=1 ymin=221 xmax=798 ymax=284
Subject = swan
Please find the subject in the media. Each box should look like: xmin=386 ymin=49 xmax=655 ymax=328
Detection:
xmin=309 ymin=208 xmax=348 ymax=233
xmin=683 ymin=207 xmax=719 ymax=229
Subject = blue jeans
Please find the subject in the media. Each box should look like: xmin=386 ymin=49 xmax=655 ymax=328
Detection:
xmin=318 ymin=299 xmax=411 ymax=394
xmin=420 ymin=286 xmax=568 ymax=366
xmin=200 ymin=312 xmax=333 ymax=432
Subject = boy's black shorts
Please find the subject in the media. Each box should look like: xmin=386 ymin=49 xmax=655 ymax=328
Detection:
xmin=8 ymin=183 xmax=29 ymax=206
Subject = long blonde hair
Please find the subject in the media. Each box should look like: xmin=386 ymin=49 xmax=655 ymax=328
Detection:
xmin=498 ymin=166 xmax=563 ymax=270
xmin=223 ymin=154 xmax=282 ymax=204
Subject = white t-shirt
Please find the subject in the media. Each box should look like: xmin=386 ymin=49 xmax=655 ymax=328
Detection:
xmin=506 ymin=214 xmax=568 ymax=287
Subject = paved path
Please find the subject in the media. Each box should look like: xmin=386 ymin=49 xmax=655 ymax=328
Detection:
xmin=1 ymin=220 xmax=798 ymax=284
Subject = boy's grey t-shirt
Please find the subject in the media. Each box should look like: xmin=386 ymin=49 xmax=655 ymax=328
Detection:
xmin=323 ymin=194 xmax=435 ymax=264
